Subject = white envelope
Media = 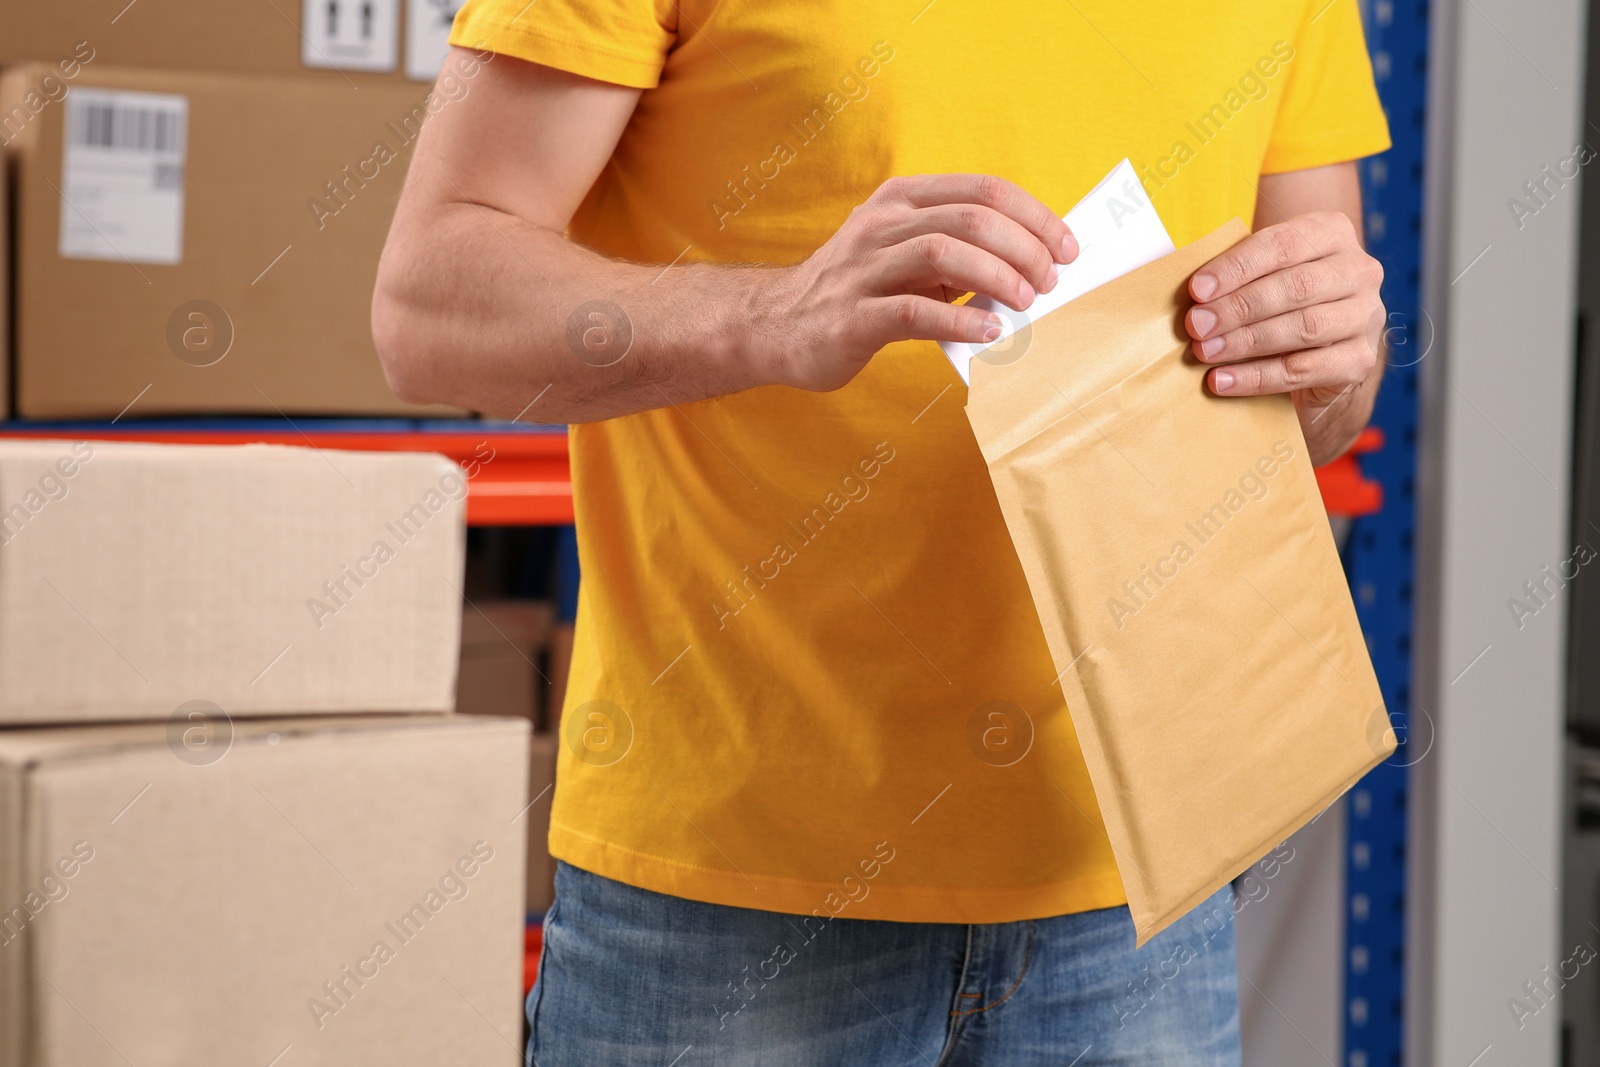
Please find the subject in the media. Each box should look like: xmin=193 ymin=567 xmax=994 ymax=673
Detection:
xmin=940 ymin=158 xmax=1177 ymax=384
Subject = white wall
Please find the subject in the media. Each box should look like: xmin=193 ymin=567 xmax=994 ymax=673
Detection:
xmin=1410 ymin=0 xmax=1586 ymax=1063
xmin=1236 ymin=807 xmax=1344 ymax=1066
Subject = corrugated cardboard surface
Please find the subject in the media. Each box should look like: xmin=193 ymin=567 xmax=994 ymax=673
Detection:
xmin=544 ymin=622 xmax=574 ymax=736
xmin=458 ymin=652 xmax=538 ymax=722
xmin=0 ymin=714 xmax=527 ymax=1067
xmin=2 ymin=64 xmax=462 ymax=419
xmin=456 ymin=603 xmax=557 ymax=912
xmin=0 ymin=439 xmax=465 ymax=722
xmin=526 ymin=732 xmax=557 ymax=914
xmin=0 ymin=734 xmax=23 ymax=1067
xmin=1 ymin=145 xmax=9 ymax=420
xmin=459 ymin=600 xmax=554 ymax=655
xmin=457 ymin=600 xmax=553 ymax=724
xmin=0 ymin=2 xmax=414 ymax=82
xmin=967 ymin=220 xmax=1393 ymax=945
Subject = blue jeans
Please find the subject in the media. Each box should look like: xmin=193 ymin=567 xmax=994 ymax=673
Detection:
xmin=527 ymin=862 xmax=1241 ymax=1066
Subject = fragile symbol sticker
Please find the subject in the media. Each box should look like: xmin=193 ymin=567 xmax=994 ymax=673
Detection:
xmin=302 ymin=0 xmax=400 ymax=73
xmin=58 ymin=89 xmax=188 ymax=265
xmin=406 ymin=0 xmax=464 ymax=81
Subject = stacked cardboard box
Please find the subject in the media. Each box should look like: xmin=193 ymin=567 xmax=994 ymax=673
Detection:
xmin=0 ymin=439 xmax=528 ymax=1066
xmin=0 ymin=716 xmax=527 ymax=1067
xmin=545 ymin=620 xmax=576 ymax=737
xmin=0 ymin=159 xmax=9 ymax=419
xmin=0 ymin=0 xmax=468 ymax=83
xmin=456 ymin=600 xmax=560 ymax=912
xmin=0 ymin=439 xmax=466 ymax=720
xmin=458 ymin=600 xmax=554 ymax=724
xmin=0 ymin=1 xmax=476 ymax=419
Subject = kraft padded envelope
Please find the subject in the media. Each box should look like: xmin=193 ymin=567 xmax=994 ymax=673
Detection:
xmin=967 ymin=218 xmax=1394 ymax=945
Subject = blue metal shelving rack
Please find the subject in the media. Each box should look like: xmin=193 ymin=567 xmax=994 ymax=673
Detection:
xmin=1344 ymin=1 xmax=1430 ymax=1064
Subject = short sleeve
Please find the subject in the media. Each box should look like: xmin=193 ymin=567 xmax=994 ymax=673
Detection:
xmin=1260 ymin=0 xmax=1392 ymax=174
xmin=448 ymin=0 xmax=677 ymax=89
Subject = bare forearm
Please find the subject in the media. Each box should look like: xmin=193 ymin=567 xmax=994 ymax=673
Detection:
xmin=376 ymin=52 xmax=1073 ymax=420
xmin=373 ymin=202 xmax=776 ymax=423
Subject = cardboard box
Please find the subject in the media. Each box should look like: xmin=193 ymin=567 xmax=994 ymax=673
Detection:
xmin=0 ymin=439 xmax=465 ymax=723
xmin=0 ymin=146 xmax=9 ymax=421
xmin=459 ymin=600 xmax=554 ymax=655
xmin=457 ymin=602 xmax=558 ymax=913
xmin=457 ymin=600 xmax=553 ymax=724
xmin=2 ymin=64 xmax=467 ymax=419
xmin=526 ymin=732 xmax=558 ymax=914
xmin=458 ymin=652 xmax=538 ymax=723
xmin=543 ymin=622 xmax=575 ymax=736
xmin=0 ymin=714 xmax=527 ymax=1067
xmin=0 ymin=0 xmax=466 ymax=83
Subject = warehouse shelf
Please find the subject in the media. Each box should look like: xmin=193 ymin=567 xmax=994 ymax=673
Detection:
xmin=1341 ymin=2 xmax=1429 ymax=1061
xmin=1316 ymin=427 xmax=1384 ymax=518
xmin=0 ymin=417 xmax=1383 ymax=526
xmin=0 ymin=418 xmax=573 ymax=526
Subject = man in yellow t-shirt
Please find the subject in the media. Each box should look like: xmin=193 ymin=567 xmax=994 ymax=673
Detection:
xmin=374 ymin=0 xmax=1389 ymax=1061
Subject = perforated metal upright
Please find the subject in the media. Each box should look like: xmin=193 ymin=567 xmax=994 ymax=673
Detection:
xmin=1344 ymin=1 xmax=1430 ymax=1064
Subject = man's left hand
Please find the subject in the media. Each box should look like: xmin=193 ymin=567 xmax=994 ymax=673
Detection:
xmin=1184 ymin=211 xmax=1384 ymax=461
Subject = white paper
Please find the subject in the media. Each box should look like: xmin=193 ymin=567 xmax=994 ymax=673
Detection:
xmin=59 ymin=89 xmax=188 ymax=266
xmin=302 ymin=0 xmax=400 ymax=73
xmin=940 ymin=158 xmax=1176 ymax=384
xmin=405 ymin=0 xmax=463 ymax=81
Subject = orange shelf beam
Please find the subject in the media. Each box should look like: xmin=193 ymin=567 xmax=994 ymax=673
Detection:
xmin=1314 ymin=426 xmax=1384 ymax=518
xmin=0 ymin=421 xmax=1382 ymax=524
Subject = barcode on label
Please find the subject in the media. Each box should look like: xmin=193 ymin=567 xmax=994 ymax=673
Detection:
xmin=59 ymin=89 xmax=189 ymax=265
xmin=73 ymin=101 xmax=185 ymax=154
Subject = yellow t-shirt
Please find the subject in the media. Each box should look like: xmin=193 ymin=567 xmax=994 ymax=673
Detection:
xmin=452 ymin=0 xmax=1390 ymax=923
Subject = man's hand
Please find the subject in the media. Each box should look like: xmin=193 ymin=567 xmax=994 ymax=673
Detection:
xmin=756 ymin=175 xmax=1078 ymax=392
xmin=1183 ymin=208 xmax=1384 ymax=463
xmin=376 ymin=50 xmax=1081 ymax=421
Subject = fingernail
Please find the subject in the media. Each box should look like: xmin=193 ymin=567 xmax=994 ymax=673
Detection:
xmin=1044 ymin=264 xmax=1059 ymax=292
xmin=1061 ymin=233 xmax=1079 ymax=262
xmin=1191 ymin=308 xmax=1218 ymax=338
xmin=983 ymin=316 xmax=1004 ymax=342
xmin=1017 ymin=281 xmax=1035 ymax=307
xmin=1192 ymin=273 xmax=1217 ymax=301
xmin=1213 ymin=369 xmax=1234 ymax=392
xmin=1199 ymin=336 xmax=1225 ymax=360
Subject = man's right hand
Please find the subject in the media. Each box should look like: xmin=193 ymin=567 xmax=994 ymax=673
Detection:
xmin=756 ymin=175 xmax=1078 ymax=392
xmin=375 ymin=52 xmax=1077 ymax=421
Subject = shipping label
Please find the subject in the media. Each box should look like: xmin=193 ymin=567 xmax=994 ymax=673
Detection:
xmin=58 ymin=89 xmax=187 ymax=266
